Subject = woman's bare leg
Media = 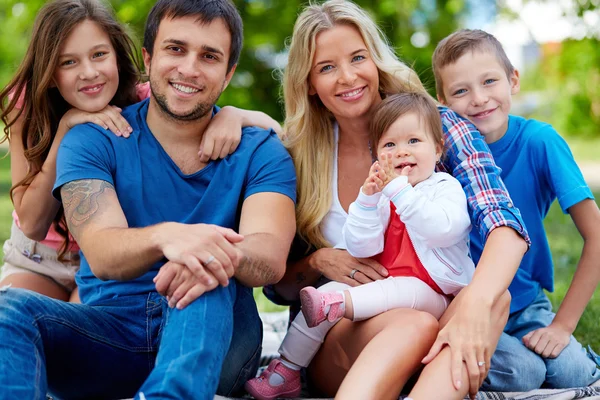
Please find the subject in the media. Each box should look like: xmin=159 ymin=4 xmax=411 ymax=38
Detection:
xmin=309 ymin=308 xmax=439 ymax=399
xmin=407 ymin=291 xmax=511 ymax=400
xmin=0 ymin=272 xmax=69 ymax=301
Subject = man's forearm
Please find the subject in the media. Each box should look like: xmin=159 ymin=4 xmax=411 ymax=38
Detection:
xmin=468 ymin=226 xmax=527 ymax=305
xmin=80 ymin=226 xmax=166 ymax=281
xmin=235 ymin=232 xmax=287 ymax=287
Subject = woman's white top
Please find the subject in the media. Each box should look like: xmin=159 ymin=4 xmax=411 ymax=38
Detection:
xmin=321 ymin=123 xmax=349 ymax=249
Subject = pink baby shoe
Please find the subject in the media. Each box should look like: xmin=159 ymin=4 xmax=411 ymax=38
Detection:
xmin=300 ymin=286 xmax=345 ymax=328
xmin=244 ymin=359 xmax=301 ymax=400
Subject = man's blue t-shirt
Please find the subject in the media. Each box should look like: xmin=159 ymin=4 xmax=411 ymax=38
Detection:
xmin=53 ymin=99 xmax=296 ymax=305
xmin=469 ymin=115 xmax=593 ymax=313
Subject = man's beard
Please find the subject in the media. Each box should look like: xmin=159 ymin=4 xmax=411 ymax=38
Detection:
xmin=149 ymin=77 xmax=224 ymax=122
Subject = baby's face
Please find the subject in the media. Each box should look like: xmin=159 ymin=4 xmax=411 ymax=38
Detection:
xmin=438 ymin=50 xmax=520 ymax=144
xmin=54 ymin=20 xmax=120 ymax=113
xmin=376 ymin=112 xmax=442 ymax=186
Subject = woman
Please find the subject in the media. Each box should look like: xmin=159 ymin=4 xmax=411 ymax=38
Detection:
xmin=268 ymin=1 xmax=529 ymax=399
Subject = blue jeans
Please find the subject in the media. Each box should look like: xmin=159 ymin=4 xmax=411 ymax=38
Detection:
xmin=482 ymin=289 xmax=600 ymax=391
xmin=0 ymin=280 xmax=261 ymax=400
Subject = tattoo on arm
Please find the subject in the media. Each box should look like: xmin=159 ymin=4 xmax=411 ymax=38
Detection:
xmin=61 ymin=180 xmax=115 ymax=237
xmin=238 ymin=254 xmax=278 ymax=285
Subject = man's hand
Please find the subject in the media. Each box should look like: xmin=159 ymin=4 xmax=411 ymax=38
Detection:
xmin=159 ymin=223 xmax=244 ymax=287
xmin=422 ymin=287 xmax=493 ymax=399
xmin=154 ymin=261 xmax=219 ymax=309
xmin=522 ymin=323 xmax=571 ymax=358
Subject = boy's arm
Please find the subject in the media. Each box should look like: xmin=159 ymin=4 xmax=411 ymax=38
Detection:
xmin=424 ymin=108 xmax=529 ymax=396
xmin=522 ymin=199 xmax=600 ymax=357
xmin=343 ymin=190 xmax=386 ymax=258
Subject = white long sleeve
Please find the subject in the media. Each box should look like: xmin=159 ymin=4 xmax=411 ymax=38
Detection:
xmin=342 ymin=188 xmax=386 ymax=258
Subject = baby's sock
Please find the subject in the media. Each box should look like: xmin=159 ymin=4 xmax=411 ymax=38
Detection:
xmin=268 ymin=359 xmax=301 ymax=386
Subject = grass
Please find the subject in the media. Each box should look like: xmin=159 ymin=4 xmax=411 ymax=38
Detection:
xmin=0 ymin=151 xmax=598 ymax=350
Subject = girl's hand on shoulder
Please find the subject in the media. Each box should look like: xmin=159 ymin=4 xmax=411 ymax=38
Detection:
xmin=311 ymin=248 xmax=388 ymax=287
xmin=61 ymin=106 xmax=132 ymax=138
xmin=198 ymin=106 xmax=243 ymax=162
xmin=362 ymin=162 xmax=384 ymax=196
xmin=522 ymin=323 xmax=571 ymax=359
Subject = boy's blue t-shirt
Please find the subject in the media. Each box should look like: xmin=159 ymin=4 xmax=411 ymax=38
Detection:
xmin=53 ymin=99 xmax=296 ymax=305
xmin=469 ymin=115 xmax=593 ymax=313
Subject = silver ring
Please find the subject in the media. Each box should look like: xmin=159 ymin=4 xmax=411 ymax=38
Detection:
xmin=349 ymin=269 xmax=358 ymax=279
xmin=204 ymin=255 xmax=216 ymax=265
xmin=477 ymin=361 xmax=485 ymax=367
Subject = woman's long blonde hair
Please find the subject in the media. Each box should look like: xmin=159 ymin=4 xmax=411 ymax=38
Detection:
xmin=283 ymin=0 xmax=430 ymax=249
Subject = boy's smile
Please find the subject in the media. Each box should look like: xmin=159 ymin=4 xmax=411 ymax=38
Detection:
xmin=438 ymin=50 xmax=520 ymax=144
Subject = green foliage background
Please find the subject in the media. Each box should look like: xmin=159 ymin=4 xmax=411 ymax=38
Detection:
xmin=0 ymin=0 xmax=472 ymax=122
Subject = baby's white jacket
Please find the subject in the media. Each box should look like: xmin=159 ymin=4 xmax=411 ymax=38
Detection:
xmin=343 ymin=172 xmax=475 ymax=295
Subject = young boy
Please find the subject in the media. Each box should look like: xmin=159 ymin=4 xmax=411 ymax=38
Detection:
xmin=432 ymin=29 xmax=600 ymax=391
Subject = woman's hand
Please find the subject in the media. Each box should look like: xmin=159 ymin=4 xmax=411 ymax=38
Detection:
xmin=311 ymin=248 xmax=388 ymax=287
xmin=61 ymin=106 xmax=132 ymax=137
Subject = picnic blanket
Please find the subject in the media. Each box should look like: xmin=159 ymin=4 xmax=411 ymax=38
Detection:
xmin=233 ymin=312 xmax=600 ymax=400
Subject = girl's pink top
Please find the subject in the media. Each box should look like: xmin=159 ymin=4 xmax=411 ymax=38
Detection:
xmin=10 ymin=82 xmax=151 ymax=252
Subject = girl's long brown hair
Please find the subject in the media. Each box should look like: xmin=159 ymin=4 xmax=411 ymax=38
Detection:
xmin=0 ymin=0 xmax=141 ymax=258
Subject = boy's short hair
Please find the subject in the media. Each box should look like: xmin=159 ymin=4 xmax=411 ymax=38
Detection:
xmin=432 ymin=29 xmax=514 ymax=102
xmin=369 ymin=92 xmax=444 ymax=157
xmin=143 ymin=0 xmax=243 ymax=73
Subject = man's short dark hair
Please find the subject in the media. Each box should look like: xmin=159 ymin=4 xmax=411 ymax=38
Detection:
xmin=143 ymin=0 xmax=243 ymax=73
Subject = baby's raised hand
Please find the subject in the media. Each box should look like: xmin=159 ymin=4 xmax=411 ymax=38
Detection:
xmin=377 ymin=153 xmax=412 ymax=188
xmin=362 ymin=162 xmax=384 ymax=195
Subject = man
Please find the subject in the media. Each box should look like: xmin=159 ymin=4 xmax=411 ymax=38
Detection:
xmin=0 ymin=0 xmax=296 ymax=399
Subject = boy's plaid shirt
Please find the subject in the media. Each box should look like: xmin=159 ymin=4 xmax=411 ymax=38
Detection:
xmin=438 ymin=106 xmax=531 ymax=246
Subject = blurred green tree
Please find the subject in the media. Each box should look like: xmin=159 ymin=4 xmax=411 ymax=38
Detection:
xmin=0 ymin=0 xmax=468 ymax=121
xmin=517 ymin=0 xmax=600 ymax=137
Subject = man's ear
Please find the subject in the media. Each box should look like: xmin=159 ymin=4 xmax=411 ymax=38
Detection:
xmin=223 ymin=64 xmax=237 ymax=90
xmin=510 ymin=69 xmax=520 ymax=95
xmin=142 ymin=48 xmax=151 ymax=75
